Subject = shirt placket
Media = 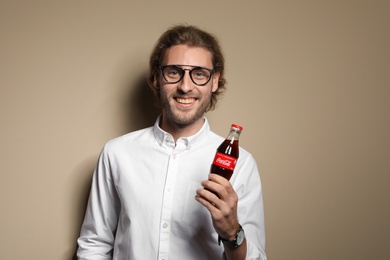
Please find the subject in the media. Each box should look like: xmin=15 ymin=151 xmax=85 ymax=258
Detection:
xmin=158 ymin=137 xmax=186 ymax=260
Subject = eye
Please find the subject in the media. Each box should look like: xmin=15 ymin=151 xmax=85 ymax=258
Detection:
xmin=192 ymin=68 xmax=209 ymax=79
xmin=164 ymin=66 xmax=182 ymax=78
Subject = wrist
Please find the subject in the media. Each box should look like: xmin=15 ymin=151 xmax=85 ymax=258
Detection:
xmin=218 ymin=224 xmax=245 ymax=249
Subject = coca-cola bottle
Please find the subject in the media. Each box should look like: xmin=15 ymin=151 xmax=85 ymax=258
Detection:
xmin=210 ymin=124 xmax=243 ymax=180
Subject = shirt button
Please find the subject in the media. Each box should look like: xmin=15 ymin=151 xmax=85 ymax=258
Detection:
xmin=165 ymin=136 xmax=171 ymax=142
xmin=172 ymin=154 xmax=177 ymax=160
xmin=162 ymin=223 xmax=168 ymax=228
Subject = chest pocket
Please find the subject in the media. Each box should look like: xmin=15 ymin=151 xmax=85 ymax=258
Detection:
xmin=181 ymin=181 xmax=214 ymax=231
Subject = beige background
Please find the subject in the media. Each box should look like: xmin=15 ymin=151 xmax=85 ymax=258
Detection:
xmin=1 ymin=1 xmax=389 ymax=259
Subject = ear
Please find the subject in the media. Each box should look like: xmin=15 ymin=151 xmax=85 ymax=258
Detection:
xmin=211 ymin=72 xmax=220 ymax=93
xmin=153 ymin=73 xmax=159 ymax=90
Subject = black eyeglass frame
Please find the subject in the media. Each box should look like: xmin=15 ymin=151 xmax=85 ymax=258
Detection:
xmin=160 ymin=65 xmax=215 ymax=86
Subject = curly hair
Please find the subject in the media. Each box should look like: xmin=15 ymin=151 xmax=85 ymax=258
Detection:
xmin=147 ymin=24 xmax=226 ymax=111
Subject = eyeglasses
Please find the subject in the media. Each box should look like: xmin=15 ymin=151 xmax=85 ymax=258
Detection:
xmin=160 ymin=65 xmax=214 ymax=86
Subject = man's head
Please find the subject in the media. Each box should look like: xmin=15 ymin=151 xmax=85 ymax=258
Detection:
xmin=148 ymin=25 xmax=226 ymax=112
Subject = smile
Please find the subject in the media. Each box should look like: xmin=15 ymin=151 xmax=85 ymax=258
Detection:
xmin=175 ymin=97 xmax=196 ymax=104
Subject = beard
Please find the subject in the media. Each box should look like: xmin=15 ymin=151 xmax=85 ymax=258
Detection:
xmin=160 ymin=89 xmax=212 ymax=127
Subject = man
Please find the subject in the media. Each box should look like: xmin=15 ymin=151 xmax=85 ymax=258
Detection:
xmin=77 ymin=25 xmax=266 ymax=260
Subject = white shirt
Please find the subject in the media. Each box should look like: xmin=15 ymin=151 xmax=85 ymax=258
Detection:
xmin=77 ymin=117 xmax=266 ymax=260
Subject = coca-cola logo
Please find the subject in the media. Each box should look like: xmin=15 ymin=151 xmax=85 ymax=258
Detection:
xmin=213 ymin=152 xmax=237 ymax=170
xmin=216 ymin=157 xmax=232 ymax=167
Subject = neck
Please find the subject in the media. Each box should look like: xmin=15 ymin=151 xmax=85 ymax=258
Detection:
xmin=159 ymin=116 xmax=205 ymax=142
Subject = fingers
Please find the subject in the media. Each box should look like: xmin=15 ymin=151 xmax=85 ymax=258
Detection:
xmin=195 ymin=185 xmax=239 ymax=231
xmin=196 ymin=176 xmax=237 ymax=211
xmin=204 ymin=174 xmax=235 ymax=198
xmin=195 ymin=191 xmax=217 ymax=208
xmin=208 ymin=173 xmax=229 ymax=184
xmin=195 ymin=191 xmax=223 ymax=220
xmin=196 ymin=174 xmax=240 ymax=239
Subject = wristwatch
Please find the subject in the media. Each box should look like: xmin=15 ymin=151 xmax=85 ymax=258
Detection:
xmin=218 ymin=224 xmax=245 ymax=249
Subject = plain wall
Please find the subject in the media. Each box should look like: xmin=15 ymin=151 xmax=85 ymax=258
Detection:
xmin=1 ymin=1 xmax=389 ymax=259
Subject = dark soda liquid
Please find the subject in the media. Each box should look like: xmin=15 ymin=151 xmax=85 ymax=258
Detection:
xmin=210 ymin=164 xmax=234 ymax=180
xmin=210 ymin=139 xmax=239 ymax=180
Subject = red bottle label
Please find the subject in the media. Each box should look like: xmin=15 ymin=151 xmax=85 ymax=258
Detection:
xmin=212 ymin=152 xmax=237 ymax=171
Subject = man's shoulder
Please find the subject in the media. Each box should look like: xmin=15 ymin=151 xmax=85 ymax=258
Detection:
xmin=104 ymin=126 xmax=154 ymax=149
xmin=204 ymin=130 xmax=225 ymax=147
xmin=207 ymin=130 xmax=224 ymax=141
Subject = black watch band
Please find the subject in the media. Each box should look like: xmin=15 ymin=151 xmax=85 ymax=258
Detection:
xmin=218 ymin=224 xmax=245 ymax=249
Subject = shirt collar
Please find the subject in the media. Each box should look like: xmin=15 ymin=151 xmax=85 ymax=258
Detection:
xmin=153 ymin=115 xmax=211 ymax=150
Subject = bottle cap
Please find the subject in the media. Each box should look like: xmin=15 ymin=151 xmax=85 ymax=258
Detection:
xmin=231 ymin=124 xmax=243 ymax=131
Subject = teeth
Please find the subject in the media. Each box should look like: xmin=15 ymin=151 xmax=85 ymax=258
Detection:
xmin=177 ymin=98 xmax=194 ymax=104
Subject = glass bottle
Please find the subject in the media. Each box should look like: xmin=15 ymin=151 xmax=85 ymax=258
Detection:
xmin=210 ymin=124 xmax=243 ymax=180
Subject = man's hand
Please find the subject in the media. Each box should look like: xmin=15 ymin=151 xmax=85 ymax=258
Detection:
xmin=195 ymin=173 xmax=240 ymax=241
xmin=196 ymin=173 xmax=247 ymax=260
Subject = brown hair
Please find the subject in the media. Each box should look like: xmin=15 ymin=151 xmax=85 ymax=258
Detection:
xmin=147 ymin=24 xmax=226 ymax=111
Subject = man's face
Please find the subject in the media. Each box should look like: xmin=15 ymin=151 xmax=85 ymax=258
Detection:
xmin=155 ymin=45 xmax=219 ymax=127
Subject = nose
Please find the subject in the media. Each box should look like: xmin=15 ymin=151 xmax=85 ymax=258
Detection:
xmin=177 ymin=70 xmax=194 ymax=93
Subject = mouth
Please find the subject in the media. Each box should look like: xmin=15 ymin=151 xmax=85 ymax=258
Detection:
xmin=175 ymin=97 xmax=197 ymax=105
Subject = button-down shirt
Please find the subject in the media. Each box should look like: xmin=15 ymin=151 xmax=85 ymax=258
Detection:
xmin=77 ymin=117 xmax=266 ymax=260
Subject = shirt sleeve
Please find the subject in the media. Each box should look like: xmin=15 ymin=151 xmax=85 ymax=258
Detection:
xmin=234 ymin=153 xmax=267 ymax=260
xmin=77 ymin=145 xmax=121 ymax=260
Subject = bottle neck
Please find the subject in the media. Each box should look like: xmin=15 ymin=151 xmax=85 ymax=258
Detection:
xmin=227 ymin=128 xmax=241 ymax=141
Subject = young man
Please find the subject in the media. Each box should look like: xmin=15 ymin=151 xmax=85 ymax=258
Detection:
xmin=77 ymin=25 xmax=266 ymax=260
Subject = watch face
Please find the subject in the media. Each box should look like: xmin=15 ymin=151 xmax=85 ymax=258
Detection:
xmin=236 ymin=229 xmax=245 ymax=245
